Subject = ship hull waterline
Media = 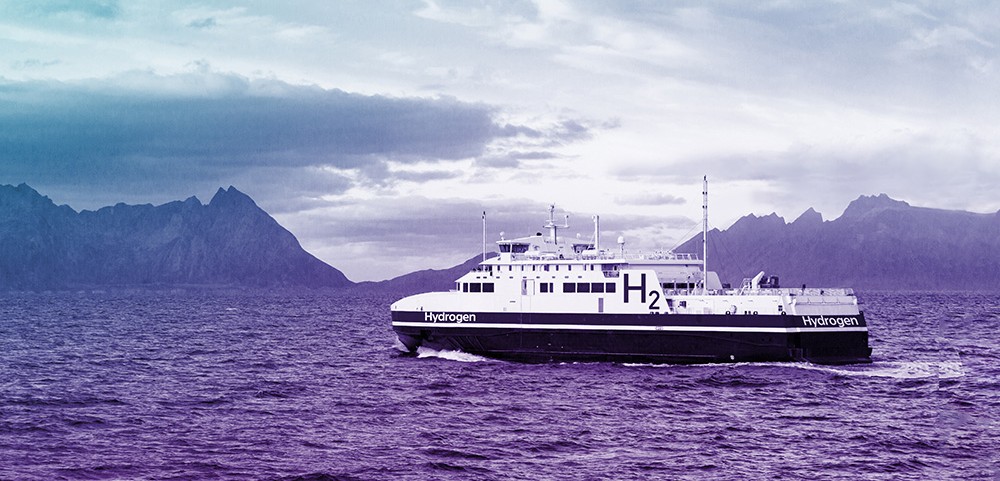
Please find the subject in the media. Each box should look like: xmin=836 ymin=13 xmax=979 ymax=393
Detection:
xmin=392 ymin=311 xmax=872 ymax=365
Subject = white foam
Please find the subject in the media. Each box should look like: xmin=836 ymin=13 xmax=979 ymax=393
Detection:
xmin=415 ymin=346 xmax=490 ymax=363
xmin=587 ymin=359 xmax=968 ymax=381
xmin=790 ymin=360 xmax=966 ymax=380
xmin=391 ymin=338 xmax=410 ymax=353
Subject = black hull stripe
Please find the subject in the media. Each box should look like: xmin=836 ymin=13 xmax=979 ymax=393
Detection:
xmin=392 ymin=321 xmax=866 ymax=333
xmin=392 ymin=311 xmax=867 ymax=331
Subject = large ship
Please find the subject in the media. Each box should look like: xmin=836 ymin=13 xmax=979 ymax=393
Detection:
xmin=390 ymin=179 xmax=872 ymax=364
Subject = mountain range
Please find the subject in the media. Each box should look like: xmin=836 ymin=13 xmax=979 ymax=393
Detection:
xmin=3 ymin=183 xmax=998 ymax=291
xmin=0 ymin=184 xmax=350 ymax=289
xmin=676 ymin=193 xmax=1000 ymax=290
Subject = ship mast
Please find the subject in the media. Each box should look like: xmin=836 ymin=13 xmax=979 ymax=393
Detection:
xmin=545 ymin=204 xmax=568 ymax=244
xmin=702 ymin=176 xmax=708 ymax=294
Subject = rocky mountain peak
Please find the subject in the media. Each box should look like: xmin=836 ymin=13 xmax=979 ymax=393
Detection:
xmin=208 ymin=186 xmax=258 ymax=211
xmin=840 ymin=193 xmax=910 ymax=220
xmin=0 ymin=184 xmax=352 ymax=289
xmin=792 ymin=207 xmax=823 ymax=225
xmin=0 ymin=183 xmax=75 ymax=220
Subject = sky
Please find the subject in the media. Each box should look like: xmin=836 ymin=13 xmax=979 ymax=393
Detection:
xmin=2 ymin=0 xmax=999 ymax=281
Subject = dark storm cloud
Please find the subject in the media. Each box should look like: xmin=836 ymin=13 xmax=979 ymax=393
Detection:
xmin=2 ymin=0 xmax=121 ymax=20
xmin=0 ymin=76 xmax=496 ymax=168
xmin=0 ymin=73 xmax=514 ymax=201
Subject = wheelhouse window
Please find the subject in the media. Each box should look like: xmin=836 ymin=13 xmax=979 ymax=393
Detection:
xmin=556 ymin=282 xmax=616 ymax=294
xmin=463 ymin=282 xmax=495 ymax=293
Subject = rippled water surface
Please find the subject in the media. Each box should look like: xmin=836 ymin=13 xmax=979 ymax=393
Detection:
xmin=0 ymin=290 xmax=997 ymax=480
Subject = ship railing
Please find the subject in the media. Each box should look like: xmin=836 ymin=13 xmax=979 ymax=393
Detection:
xmin=508 ymin=251 xmax=699 ymax=262
xmin=731 ymin=287 xmax=856 ymax=297
xmin=667 ymin=287 xmax=856 ymax=297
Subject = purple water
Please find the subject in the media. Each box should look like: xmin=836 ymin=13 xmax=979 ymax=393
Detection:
xmin=0 ymin=290 xmax=996 ymax=480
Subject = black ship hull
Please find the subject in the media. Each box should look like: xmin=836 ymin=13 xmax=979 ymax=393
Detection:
xmin=392 ymin=311 xmax=872 ymax=365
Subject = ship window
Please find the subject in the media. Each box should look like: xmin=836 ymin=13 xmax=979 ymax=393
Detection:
xmin=470 ymin=283 xmax=482 ymax=293
xmin=563 ymin=283 xmax=576 ymax=293
xmin=500 ymin=244 xmax=511 ymax=253
xmin=483 ymin=283 xmax=494 ymax=293
xmin=511 ymin=243 xmax=530 ymax=254
xmin=540 ymin=283 xmax=549 ymax=293
xmin=606 ymin=283 xmax=616 ymax=293
xmin=591 ymin=282 xmax=604 ymax=293
xmin=462 ymin=283 xmax=469 ymax=292
xmin=577 ymin=282 xmax=590 ymax=293
xmin=544 ymin=265 xmax=550 ymax=271
xmin=679 ymin=300 xmax=687 ymax=308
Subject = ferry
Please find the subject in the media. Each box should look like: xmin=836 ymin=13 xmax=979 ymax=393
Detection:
xmin=390 ymin=179 xmax=872 ymax=364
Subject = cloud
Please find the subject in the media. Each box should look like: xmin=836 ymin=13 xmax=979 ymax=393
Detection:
xmin=475 ymin=150 xmax=557 ymax=168
xmin=612 ymin=127 xmax=1000 ymax=220
xmin=281 ymin=195 xmax=698 ymax=280
xmin=0 ymin=71 xmax=512 ymax=200
xmin=615 ymin=193 xmax=686 ymax=207
xmin=0 ymin=74 xmax=497 ymax=164
xmin=187 ymin=17 xmax=217 ymax=29
xmin=10 ymin=0 xmax=121 ymax=20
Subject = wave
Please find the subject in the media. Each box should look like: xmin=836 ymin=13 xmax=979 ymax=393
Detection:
xmin=391 ymin=338 xmax=410 ymax=352
xmin=788 ymin=360 xmax=966 ymax=380
xmin=620 ymin=360 xmax=967 ymax=380
xmin=415 ymin=346 xmax=490 ymax=363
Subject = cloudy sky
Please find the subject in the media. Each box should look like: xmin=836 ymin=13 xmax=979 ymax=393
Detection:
xmin=2 ymin=1 xmax=998 ymax=281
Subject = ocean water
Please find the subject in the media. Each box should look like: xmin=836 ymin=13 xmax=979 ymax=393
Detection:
xmin=0 ymin=290 xmax=996 ymax=481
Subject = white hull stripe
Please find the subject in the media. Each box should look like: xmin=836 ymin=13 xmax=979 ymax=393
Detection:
xmin=392 ymin=321 xmax=868 ymax=334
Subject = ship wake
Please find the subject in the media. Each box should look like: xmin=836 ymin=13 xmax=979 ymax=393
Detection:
xmin=415 ymin=346 xmax=491 ymax=363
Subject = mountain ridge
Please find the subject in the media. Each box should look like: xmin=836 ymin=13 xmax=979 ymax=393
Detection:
xmin=4 ymin=185 xmax=997 ymax=292
xmin=677 ymin=193 xmax=1000 ymax=290
xmin=0 ymin=183 xmax=352 ymax=290
xmin=371 ymin=193 xmax=1000 ymax=293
